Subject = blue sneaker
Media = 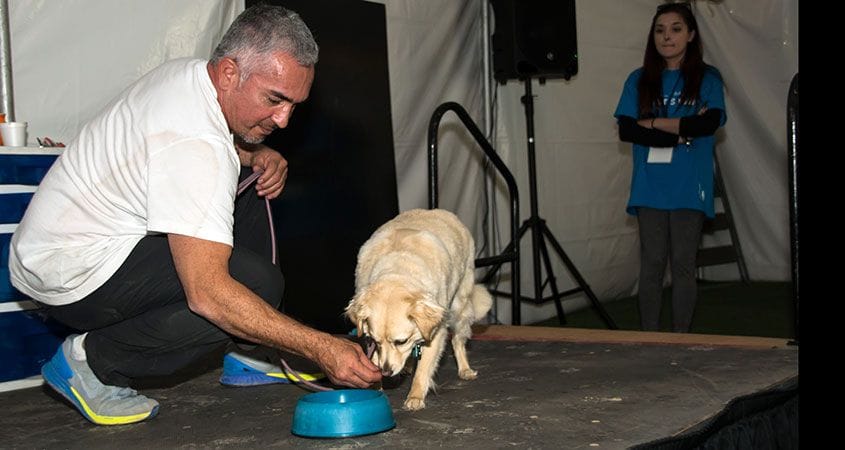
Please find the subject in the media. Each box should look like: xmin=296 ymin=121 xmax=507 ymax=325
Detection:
xmin=220 ymin=350 xmax=325 ymax=386
xmin=41 ymin=335 xmax=159 ymax=426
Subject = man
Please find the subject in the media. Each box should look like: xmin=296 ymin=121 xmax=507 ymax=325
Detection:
xmin=8 ymin=4 xmax=381 ymax=426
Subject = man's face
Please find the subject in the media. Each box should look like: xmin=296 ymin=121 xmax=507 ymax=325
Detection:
xmin=221 ymin=52 xmax=315 ymax=144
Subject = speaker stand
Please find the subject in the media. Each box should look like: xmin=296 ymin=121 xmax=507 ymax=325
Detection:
xmin=484 ymin=78 xmax=617 ymax=329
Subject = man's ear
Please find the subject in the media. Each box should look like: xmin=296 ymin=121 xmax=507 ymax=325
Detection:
xmin=409 ymin=298 xmax=446 ymax=342
xmin=214 ymin=57 xmax=241 ymax=92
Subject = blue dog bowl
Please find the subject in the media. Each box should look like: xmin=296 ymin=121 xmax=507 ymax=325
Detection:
xmin=291 ymin=389 xmax=395 ymax=438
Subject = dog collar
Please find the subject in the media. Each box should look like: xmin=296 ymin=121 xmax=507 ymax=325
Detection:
xmin=412 ymin=343 xmax=422 ymax=360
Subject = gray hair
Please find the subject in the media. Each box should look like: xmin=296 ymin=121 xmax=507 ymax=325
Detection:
xmin=211 ymin=4 xmax=318 ymax=81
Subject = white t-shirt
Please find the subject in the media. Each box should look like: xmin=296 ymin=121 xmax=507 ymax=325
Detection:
xmin=9 ymin=58 xmax=240 ymax=306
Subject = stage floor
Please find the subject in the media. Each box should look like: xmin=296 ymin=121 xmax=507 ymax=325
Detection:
xmin=0 ymin=326 xmax=798 ymax=449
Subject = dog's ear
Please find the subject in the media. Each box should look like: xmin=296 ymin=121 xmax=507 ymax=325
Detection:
xmin=345 ymin=293 xmax=370 ymax=336
xmin=409 ymin=297 xmax=446 ymax=342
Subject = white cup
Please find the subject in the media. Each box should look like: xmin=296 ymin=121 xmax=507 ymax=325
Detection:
xmin=0 ymin=121 xmax=27 ymax=147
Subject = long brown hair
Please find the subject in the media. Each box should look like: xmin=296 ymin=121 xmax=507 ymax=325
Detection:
xmin=637 ymin=3 xmax=705 ymax=118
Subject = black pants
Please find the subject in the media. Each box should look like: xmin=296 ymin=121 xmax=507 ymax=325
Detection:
xmin=41 ymin=169 xmax=283 ymax=386
xmin=636 ymin=207 xmax=704 ymax=333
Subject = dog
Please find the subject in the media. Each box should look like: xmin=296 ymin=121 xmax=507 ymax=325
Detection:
xmin=345 ymin=208 xmax=492 ymax=410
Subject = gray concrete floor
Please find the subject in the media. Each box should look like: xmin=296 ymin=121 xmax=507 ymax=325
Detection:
xmin=0 ymin=328 xmax=798 ymax=449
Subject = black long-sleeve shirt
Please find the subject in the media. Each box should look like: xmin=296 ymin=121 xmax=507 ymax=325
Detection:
xmin=617 ymin=108 xmax=723 ymax=147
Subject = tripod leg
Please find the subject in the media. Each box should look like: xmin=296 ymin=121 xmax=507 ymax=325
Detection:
xmin=480 ymin=220 xmax=527 ymax=325
xmin=481 ymin=220 xmax=530 ymax=284
xmin=541 ymin=223 xmax=618 ymax=329
xmin=529 ymin=219 xmax=544 ymax=316
xmin=537 ymin=228 xmax=567 ymax=326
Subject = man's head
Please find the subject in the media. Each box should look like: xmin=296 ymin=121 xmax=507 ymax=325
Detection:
xmin=209 ymin=5 xmax=318 ymax=143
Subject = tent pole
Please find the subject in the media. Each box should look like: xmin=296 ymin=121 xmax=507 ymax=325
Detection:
xmin=0 ymin=0 xmax=14 ymax=121
xmin=480 ymin=0 xmax=499 ymax=322
xmin=482 ymin=0 xmax=491 ymax=135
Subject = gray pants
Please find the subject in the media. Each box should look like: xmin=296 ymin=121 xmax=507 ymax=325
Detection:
xmin=636 ymin=207 xmax=705 ymax=333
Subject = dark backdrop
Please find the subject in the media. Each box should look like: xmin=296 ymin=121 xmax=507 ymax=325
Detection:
xmin=249 ymin=0 xmax=399 ymax=333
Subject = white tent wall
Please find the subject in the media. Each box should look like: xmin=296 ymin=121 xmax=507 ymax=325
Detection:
xmin=693 ymin=0 xmax=799 ymax=281
xmin=9 ymin=0 xmax=241 ymax=141
xmin=6 ymin=0 xmax=798 ymax=326
xmin=370 ymin=0 xmax=490 ymax=243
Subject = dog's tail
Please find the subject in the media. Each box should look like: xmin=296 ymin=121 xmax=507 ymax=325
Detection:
xmin=470 ymin=284 xmax=493 ymax=321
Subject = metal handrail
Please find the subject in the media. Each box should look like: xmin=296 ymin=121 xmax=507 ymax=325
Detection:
xmin=427 ymin=102 xmax=522 ymax=324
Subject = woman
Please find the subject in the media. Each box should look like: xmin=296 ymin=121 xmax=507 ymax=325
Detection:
xmin=614 ymin=3 xmax=726 ymax=332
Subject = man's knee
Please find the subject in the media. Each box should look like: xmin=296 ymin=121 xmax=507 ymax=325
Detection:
xmin=243 ymin=259 xmax=284 ymax=309
xmin=229 ymin=246 xmax=285 ymax=309
xmin=260 ymin=266 xmax=284 ymax=310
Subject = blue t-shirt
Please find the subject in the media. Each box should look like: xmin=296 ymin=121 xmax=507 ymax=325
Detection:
xmin=614 ymin=66 xmax=726 ymax=218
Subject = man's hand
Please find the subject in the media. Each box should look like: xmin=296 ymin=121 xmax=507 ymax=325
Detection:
xmin=236 ymin=142 xmax=289 ymax=199
xmin=315 ymin=335 xmax=382 ymax=388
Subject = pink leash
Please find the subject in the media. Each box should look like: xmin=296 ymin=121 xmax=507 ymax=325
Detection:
xmin=237 ymin=170 xmax=277 ymax=266
xmin=279 ymin=339 xmax=377 ymax=392
xmin=238 ymin=170 xmax=375 ymax=391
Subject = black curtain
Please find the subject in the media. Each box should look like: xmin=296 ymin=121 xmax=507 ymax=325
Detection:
xmin=251 ymin=0 xmax=399 ymax=333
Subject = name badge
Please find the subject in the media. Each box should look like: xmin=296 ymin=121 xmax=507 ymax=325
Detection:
xmin=647 ymin=147 xmax=673 ymax=164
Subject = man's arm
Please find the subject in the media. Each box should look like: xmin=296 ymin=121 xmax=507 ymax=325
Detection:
xmin=167 ymin=233 xmax=382 ymax=388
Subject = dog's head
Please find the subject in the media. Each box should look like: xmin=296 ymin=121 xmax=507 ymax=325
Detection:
xmin=345 ymin=281 xmax=445 ymax=376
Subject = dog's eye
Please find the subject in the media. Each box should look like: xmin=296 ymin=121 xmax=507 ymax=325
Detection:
xmin=393 ymin=338 xmax=408 ymax=346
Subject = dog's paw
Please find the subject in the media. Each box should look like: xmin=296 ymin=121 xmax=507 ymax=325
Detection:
xmin=458 ymin=368 xmax=478 ymax=380
xmin=403 ymin=397 xmax=426 ymax=411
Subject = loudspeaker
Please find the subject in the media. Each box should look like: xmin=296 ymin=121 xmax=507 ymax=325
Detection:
xmin=491 ymin=0 xmax=578 ymax=83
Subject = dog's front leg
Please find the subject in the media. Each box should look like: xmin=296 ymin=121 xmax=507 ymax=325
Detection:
xmin=403 ymin=328 xmax=447 ymax=411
